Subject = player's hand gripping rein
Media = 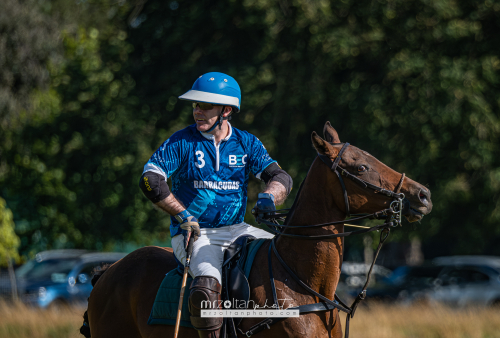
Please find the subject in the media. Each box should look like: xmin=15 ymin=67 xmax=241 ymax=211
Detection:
xmin=175 ymin=210 xmax=201 ymax=249
xmin=252 ymin=193 xmax=276 ymax=222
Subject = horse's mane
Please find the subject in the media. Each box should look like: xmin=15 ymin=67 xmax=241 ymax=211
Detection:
xmin=91 ymin=263 xmax=111 ymax=287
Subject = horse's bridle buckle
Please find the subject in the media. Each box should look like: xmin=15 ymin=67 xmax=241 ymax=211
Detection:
xmin=388 ymin=195 xmax=405 ymax=227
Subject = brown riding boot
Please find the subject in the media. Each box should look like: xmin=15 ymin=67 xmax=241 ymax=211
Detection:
xmin=188 ymin=276 xmax=223 ymax=338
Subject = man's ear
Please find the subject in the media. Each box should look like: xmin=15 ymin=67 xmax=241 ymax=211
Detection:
xmin=323 ymin=121 xmax=341 ymax=143
xmin=312 ymin=131 xmax=340 ymax=158
xmin=223 ymin=107 xmax=232 ymax=117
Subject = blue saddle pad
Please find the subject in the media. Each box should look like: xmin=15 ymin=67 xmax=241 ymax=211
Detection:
xmin=243 ymin=239 xmax=266 ymax=279
xmin=147 ymin=239 xmax=266 ymax=328
xmin=147 ymin=269 xmax=194 ymax=328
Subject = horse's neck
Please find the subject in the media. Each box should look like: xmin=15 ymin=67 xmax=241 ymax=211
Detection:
xmin=277 ymin=158 xmax=345 ymax=298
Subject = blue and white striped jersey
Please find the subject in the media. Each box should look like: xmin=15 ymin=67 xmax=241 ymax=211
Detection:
xmin=143 ymin=123 xmax=276 ymax=237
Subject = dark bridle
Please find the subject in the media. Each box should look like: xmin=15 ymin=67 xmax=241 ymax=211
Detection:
xmin=240 ymin=142 xmax=407 ymax=338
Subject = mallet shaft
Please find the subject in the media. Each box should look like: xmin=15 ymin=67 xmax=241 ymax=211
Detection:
xmin=173 ymin=232 xmax=194 ymax=338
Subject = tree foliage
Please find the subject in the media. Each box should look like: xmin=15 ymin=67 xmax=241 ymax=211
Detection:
xmin=0 ymin=0 xmax=59 ymax=138
xmin=0 ymin=197 xmax=20 ymax=266
xmin=1 ymin=0 xmax=500 ymax=257
xmin=1 ymin=24 xmax=172 ymax=255
xmin=124 ymin=0 xmax=500 ymax=256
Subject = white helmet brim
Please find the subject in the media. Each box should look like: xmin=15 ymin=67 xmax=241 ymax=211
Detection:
xmin=178 ymin=90 xmax=240 ymax=109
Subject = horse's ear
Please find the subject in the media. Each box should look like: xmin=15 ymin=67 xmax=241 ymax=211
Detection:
xmin=312 ymin=131 xmax=340 ymax=158
xmin=323 ymin=121 xmax=341 ymax=143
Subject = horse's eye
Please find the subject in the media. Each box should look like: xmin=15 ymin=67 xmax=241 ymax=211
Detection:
xmin=358 ymin=165 xmax=367 ymax=172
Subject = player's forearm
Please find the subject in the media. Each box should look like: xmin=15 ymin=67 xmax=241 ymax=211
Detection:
xmin=155 ymin=194 xmax=186 ymax=215
xmin=262 ymin=181 xmax=287 ymax=206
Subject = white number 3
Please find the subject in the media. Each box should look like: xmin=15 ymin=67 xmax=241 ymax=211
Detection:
xmin=195 ymin=150 xmax=205 ymax=168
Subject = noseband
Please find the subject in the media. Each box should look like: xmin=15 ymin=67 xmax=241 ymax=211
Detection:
xmin=241 ymin=142 xmax=407 ymax=338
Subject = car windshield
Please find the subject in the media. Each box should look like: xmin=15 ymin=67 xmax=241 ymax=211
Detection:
xmin=402 ymin=266 xmax=442 ymax=286
xmin=16 ymin=258 xmax=79 ymax=281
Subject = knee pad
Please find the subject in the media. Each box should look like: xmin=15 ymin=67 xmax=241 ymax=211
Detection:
xmin=188 ymin=276 xmax=222 ymax=330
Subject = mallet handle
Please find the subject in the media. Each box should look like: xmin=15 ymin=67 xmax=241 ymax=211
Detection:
xmin=173 ymin=233 xmax=194 ymax=338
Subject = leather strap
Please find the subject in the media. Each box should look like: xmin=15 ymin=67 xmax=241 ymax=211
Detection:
xmin=240 ymin=301 xmax=347 ymax=337
xmin=265 ymin=221 xmax=395 ymax=239
xmin=334 ymin=169 xmax=350 ymax=218
xmin=395 ymin=173 xmax=406 ymax=193
xmin=268 ymin=243 xmax=279 ymax=309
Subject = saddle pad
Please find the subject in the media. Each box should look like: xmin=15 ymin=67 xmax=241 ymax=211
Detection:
xmin=147 ymin=269 xmax=194 ymax=328
xmin=243 ymin=239 xmax=267 ymax=279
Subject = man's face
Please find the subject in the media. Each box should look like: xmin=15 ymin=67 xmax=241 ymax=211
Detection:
xmin=192 ymin=103 xmax=224 ymax=133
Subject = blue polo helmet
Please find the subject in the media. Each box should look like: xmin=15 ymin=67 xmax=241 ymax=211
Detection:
xmin=178 ymin=72 xmax=241 ymax=112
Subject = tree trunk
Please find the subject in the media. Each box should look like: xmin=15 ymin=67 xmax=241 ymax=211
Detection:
xmin=7 ymin=256 xmax=18 ymax=302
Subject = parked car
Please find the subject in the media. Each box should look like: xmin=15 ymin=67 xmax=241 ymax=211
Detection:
xmin=366 ymin=264 xmax=443 ymax=303
xmin=14 ymin=250 xmax=126 ymax=308
xmin=365 ymin=256 xmax=500 ymax=307
xmin=427 ymin=256 xmax=500 ymax=307
xmin=336 ymin=262 xmax=392 ymax=303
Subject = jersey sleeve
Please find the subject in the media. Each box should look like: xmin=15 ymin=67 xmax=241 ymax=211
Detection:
xmin=142 ymin=132 xmax=186 ymax=180
xmin=248 ymin=135 xmax=276 ymax=177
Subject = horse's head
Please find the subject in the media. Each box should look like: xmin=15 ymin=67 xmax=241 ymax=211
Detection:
xmin=312 ymin=121 xmax=432 ymax=223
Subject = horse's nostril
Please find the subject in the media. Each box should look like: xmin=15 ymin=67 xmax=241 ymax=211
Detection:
xmin=419 ymin=192 xmax=428 ymax=204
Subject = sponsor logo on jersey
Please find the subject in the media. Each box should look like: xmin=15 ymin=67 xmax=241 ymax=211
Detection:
xmin=194 ymin=180 xmax=240 ymax=190
xmin=229 ymin=154 xmax=247 ymax=168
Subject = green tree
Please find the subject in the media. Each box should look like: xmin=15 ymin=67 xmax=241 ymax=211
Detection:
xmin=1 ymin=25 xmax=175 ymax=254
xmin=0 ymin=197 xmax=20 ymax=266
xmin=3 ymin=0 xmax=500 ymax=258
xmin=124 ymin=0 xmax=500 ymax=256
xmin=0 ymin=0 xmax=59 ymax=147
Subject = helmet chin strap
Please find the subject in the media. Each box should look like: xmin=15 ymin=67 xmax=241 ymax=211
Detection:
xmin=205 ymin=106 xmax=230 ymax=133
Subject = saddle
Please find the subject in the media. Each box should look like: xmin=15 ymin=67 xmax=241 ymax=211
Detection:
xmin=147 ymin=235 xmax=267 ymax=335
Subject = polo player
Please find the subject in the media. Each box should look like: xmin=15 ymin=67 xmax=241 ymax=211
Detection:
xmin=139 ymin=72 xmax=292 ymax=338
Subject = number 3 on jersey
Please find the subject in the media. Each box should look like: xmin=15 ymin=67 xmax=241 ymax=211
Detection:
xmin=195 ymin=150 xmax=205 ymax=168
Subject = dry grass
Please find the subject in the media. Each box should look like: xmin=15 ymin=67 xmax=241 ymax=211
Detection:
xmin=340 ymin=303 xmax=500 ymax=338
xmin=1 ymin=301 xmax=500 ymax=338
xmin=0 ymin=300 xmax=85 ymax=338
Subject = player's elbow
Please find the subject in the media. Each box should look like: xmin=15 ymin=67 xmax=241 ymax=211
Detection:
xmin=139 ymin=171 xmax=171 ymax=203
xmin=271 ymin=171 xmax=292 ymax=196
xmin=261 ymin=163 xmax=293 ymax=196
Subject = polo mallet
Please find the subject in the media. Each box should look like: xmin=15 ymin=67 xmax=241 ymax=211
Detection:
xmin=173 ymin=231 xmax=194 ymax=338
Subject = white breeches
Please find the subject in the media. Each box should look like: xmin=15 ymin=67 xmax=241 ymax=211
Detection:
xmin=172 ymin=222 xmax=274 ymax=284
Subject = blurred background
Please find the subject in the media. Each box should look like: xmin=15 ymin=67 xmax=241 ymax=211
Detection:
xmin=1 ymin=0 xmax=500 ymax=335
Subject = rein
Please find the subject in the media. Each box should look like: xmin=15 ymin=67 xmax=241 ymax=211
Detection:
xmin=240 ymin=143 xmax=406 ymax=338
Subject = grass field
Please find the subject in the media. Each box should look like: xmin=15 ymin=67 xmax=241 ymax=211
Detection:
xmin=1 ymin=300 xmax=500 ymax=338
xmin=0 ymin=301 xmax=85 ymax=338
xmin=339 ymin=304 xmax=500 ymax=338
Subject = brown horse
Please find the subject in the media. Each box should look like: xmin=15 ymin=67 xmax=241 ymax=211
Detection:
xmin=85 ymin=122 xmax=432 ymax=338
